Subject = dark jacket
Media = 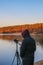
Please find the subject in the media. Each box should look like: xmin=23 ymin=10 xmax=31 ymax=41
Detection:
xmin=20 ymin=36 xmax=36 ymax=65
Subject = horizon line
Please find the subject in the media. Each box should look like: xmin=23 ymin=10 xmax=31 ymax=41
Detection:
xmin=0 ymin=22 xmax=43 ymax=28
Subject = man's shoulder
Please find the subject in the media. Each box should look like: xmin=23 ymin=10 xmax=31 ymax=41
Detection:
xmin=23 ymin=36 xmax=35 ymax=43
xmin=26 ymin=36 xmax=35 ymax=43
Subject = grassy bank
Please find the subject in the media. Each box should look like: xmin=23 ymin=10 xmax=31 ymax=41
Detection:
xmin=34 ymin=60 xmax=43 ymax=65
xmin=31 ymin=34 xmax=43 ymax=45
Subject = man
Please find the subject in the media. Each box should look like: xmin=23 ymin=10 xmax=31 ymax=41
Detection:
xmin=20 ymin=29 xmax=36 ymax=65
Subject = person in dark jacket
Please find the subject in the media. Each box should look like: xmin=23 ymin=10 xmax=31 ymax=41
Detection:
xmin=20 ymin=29 xmax=36 ymax=65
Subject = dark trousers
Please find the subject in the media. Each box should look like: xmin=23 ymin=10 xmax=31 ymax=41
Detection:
xmin=23 ymin=61 xmax=34 ymax=65
xmin=22 ymin=56 xmax=34 ymax=65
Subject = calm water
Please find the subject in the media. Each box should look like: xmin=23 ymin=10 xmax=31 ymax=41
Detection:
xmin=0 ymin=39 xmax=43 ymax=65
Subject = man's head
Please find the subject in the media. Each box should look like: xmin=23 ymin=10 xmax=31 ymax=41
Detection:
xmin=22 ymin=29 xmax=30 ymax=38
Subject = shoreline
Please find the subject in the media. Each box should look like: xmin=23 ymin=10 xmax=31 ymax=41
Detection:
xmin=34 ymin=60 xmax=43 ymax=65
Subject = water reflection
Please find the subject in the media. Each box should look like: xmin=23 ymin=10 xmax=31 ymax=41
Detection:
xmin=0 ymin=39 xmax=43 ymax=65
xmin=34 ymin=45 xmax=43 ymax=62
xmin=0 ymin=39 xmax=16 ymax=65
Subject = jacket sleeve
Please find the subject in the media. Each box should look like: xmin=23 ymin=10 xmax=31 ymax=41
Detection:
xmin=20 ymin=40 xmax=27 ymax=58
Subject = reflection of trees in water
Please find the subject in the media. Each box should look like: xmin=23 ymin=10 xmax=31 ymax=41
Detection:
xmin=0 ymin=34 xmax=22 ymax=41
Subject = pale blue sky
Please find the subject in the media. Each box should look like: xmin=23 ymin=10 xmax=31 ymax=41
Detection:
xmin=0 ymin=0 xmax=43 ymax=27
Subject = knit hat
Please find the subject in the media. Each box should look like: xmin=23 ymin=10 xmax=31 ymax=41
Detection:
xmin=22 ymin=29 xmax=30 ymax=38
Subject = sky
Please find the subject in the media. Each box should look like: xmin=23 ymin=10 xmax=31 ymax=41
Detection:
xmin=0 ymin=0 xmax=43 ymax=27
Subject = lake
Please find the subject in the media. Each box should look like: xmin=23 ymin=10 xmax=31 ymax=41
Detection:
xmin=0 ymin=39 xmax=43 ymax=65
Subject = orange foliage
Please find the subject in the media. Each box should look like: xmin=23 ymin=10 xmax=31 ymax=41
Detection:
xmin=0 ymin=23 xmax=43 ymax=40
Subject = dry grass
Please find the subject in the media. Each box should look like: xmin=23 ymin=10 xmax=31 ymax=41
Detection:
xmin=34 ymin=60 xmax=43 ymax=65
xmin=31 ymin=34 xmax=43 ymax=45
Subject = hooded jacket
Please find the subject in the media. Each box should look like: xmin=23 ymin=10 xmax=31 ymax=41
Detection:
xmin=20 ymin=36 xmax=36 ymax=58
